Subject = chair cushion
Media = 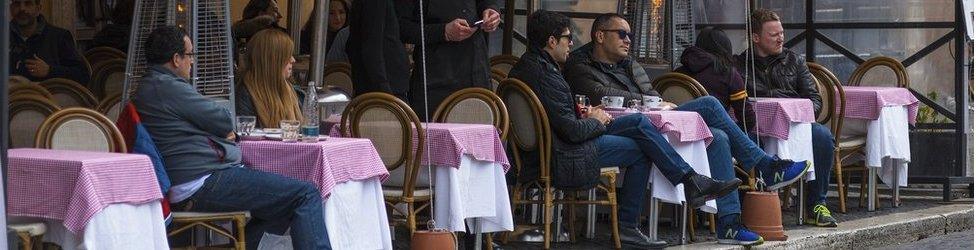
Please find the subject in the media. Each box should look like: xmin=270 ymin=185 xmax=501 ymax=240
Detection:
xmin=383 ymin=186 xmax=432 ymax=197
xmin=171 ymin=211 xmax=250 ymax=219
xmin=839 ymin=135 xmax=867 ymax=149
xmin=8 ymin=222 xmax=46 ymax=236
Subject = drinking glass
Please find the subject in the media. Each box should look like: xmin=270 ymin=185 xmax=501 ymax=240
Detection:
xmin=575 ymin=95 xmax=589 ymax=113
xmin=280 ymin=120 xmax=301 ymax=142
xmin=628 ymin=99 xmax=643 ymax=112
xmin=236 ymin=116 xmax=256 ymax=136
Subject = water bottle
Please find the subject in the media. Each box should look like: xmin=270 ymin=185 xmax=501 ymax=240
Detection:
xmin=301 ymin=81 xmax=320 ymax=142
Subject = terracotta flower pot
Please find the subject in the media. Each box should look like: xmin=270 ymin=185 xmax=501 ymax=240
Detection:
xmin=741 ymin=191 xmax=788 ymax=241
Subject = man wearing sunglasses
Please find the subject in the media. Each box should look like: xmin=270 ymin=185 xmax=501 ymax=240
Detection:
xmin=564 ymin=13 xmax=812 ymax=246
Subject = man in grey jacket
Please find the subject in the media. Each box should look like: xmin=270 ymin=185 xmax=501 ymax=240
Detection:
xmin=133 ymin=26 xmax=331 ymax=249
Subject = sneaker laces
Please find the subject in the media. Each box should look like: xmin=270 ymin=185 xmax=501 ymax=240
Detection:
xmin=812 ymin=204 xmax=832 ymax=217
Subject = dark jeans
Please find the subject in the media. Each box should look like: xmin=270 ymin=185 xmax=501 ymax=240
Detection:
xmin=675 ymin=96 xmax=770 ymax=218
xmin=595 ymin=114 xmax=695 ymax=228
xmin=174 ymin=167 xmax=331 ymax=250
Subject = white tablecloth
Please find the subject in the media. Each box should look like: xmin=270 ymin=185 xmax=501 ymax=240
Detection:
xmin=18 ymin=202 xmax=169 ymax=250
xmin=649 ymin=133 xmax=717 ymax=213
xmin=841 ymin=106 xmax=911 ymax=187
xmin=761 ymin=122 xmax=817 ymax=181
xmin=433 ymin=155 xmax=514 ymax=233
xmin=257 ymin=178 xmax=392 ymax=250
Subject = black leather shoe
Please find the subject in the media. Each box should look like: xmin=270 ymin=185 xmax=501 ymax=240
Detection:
xmin=618 ymin=226 xmax=667 ymax=249
xmin=683 ymin=174 xmax=741 ymax=208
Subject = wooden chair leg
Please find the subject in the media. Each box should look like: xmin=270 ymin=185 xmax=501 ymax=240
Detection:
xmin=17 ymin=232 xmax=30 ymax=250
xmin=608 ymin=185 xmax=621 ymax=249
xmin=687 ymin=207 xmax=696 ymax=242
xmin=834 ymin=154 xmax=847 ymax=213
xmin=859 ymin=169 xmax=868 ymax=208
xmin=567 ymin=191 xmax=577 ymax=243
xmin=235 ymin=215 xmax=247 ymax=250
xmin=543 ymin=187 xmax=553 ymax=250
xmin=408 ymin=202 xmax=417 ymax=236
xmin=708 ymin=214 xmax=716 ymax=234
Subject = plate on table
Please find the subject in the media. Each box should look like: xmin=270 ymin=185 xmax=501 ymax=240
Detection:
xmin=603 ymin=107 xmax=627 ymax=112
xmin=261 ymin=128 xmax=283 ymax=134
xmin=263 ymin=134 xmax=330 ymax=141
xmin=240 ymin=132 xmax=267 ymax=141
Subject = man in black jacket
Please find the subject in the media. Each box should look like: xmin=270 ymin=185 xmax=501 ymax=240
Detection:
xmin=735 ymin=8 xmax=838 ymax=227
xmin=8 ymin=0 xmax=90 ymax=84
xmin=346 ymin=0 xmax=411 ymax=100
xmin=565 ymin=14 xmax=812 ymax=246
xmin=398 ymin=0 xmax=500 ymax=119
xmin=509 ymin=10 xmax=742 ymax=248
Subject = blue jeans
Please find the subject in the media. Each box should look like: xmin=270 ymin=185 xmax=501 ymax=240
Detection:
xmin=808 ymin=123 xmax=835 ymax=206
xmin=596 ymin=114 xmax=695 ymax=228
xmin=676 ymin=96 xmax=770 ymax=218
xmin=176 ymin=167 xmax=331 ymax=250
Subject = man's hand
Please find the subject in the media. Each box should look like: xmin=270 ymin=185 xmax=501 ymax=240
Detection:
xmin=481 ymin=9 xmax=501 ymax=32
xmin=226 ymin=132 xmax=237 ymax=141
xmin=24 ymin=54 xmax=50 ymax=78
xmin=586 ymin=106 xmax=612 ymax=125
xmin=445 ymin=19 xmax=475 ymax=41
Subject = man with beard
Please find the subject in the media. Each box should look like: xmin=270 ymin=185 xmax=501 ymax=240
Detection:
xmin=8 ymin=0 xmax=90 ymax=84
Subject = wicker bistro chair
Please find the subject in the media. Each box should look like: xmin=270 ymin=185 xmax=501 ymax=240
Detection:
xmin=9 ymin=95 xmax=61 ymax=148
xmin=9 ymin=75 xmax=31 ymax=85
xmin=808 ymin=62 xmax=857 ymax=213
xmin=96 ymin=93 xmax=124 ymax=122
xmin=433 ymin=87 xmax=510 ymax=141
xmin=10 ymin=82 xmax=54 ymax=100
xmin=40 ymin=78 xmax=99 ymax=108
xmin=89 ymin=58 xmax=127 ymax=99
xmin=651 ymin=72 xmax=709 ymax=105
xmin=324 ymin=62 xmax=354 ymax=95
xmin=340 ymin=92 xmax=430 ymax=236
xmin=490 ymin=55 xmax=520 ymax=77
xmin=84 ymin=46 xmax=127 ymax=69
xmin=848 ymin=56 xmax=909 ymax=88
xmin=496 ymin=78 xmax=621 ymax=249
xmin=35 ymin=107 xmax=126 ymax=153
xmin=168 ymin=211 xmax=250 ymax=250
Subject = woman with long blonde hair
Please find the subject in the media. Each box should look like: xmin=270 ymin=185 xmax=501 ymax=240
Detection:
xmin=235 ymin=29 xmax=303 ymax=128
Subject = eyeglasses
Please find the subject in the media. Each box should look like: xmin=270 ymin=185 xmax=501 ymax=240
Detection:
xmin=182 ymin=52 xmax=196 ymax=58
xmin=554 ymin=34 xmax=573 ymax=41
xmin=601 ymin=29 xmax=634 ymax=41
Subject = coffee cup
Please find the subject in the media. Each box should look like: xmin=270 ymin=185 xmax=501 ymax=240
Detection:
xmin=643 ymin=95 xmax=663 ymax=108
xmin=601 ymin=96 xmax=625 ymax=108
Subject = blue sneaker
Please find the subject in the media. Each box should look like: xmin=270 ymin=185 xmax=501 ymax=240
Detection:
xmin=760 ymin=159 xmax=811 ymax=190
xmin=717 ymin=224 xmax=764 ymax=246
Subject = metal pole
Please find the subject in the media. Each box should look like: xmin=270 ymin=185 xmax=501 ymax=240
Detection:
xmin=585 ymin=189 xmax=596 ymax=238
xmin=953 ymin=0 xmax=970 ymax=202
xmin=798 ymin=176 xmax=804 ymax=225
xmin=0 ymin=0 xmax=10 ymax=246
xmin=868 ymin=168 xmax=877 ymax=211
xmin=502 ymin=0 xmax=514 ymax=55
xmin=309 ymin=0 xmax=329 ymax=86
xmin=288 ymin=0 xmax=303 ymax=54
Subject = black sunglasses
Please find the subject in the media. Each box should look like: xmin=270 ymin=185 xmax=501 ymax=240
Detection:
xmin=554 ymin=33 xmax=573 ymax=41
xmin=601 ymin=29 xmax=634 ymax=41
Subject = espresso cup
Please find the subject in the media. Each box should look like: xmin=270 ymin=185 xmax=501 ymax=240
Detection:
xmin=643 ymin=95 xmax=663 ymax=108
xmin=601 ymin=96 xmax=625 ymax=108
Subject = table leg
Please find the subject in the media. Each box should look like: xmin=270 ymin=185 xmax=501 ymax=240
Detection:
xmin=473 ymin=219 xmax=483 ymax=250
xmin=586 ymin=190 xmax=596 ymax=239
xmin=798 ymin=177 xmax=805 ymax=225
xmin=868 ymin=167 xmax=878 ymax=211
xmin=892 ymin=158 xmax=900 ymax=208
xmin=648 ymin=197 xmax=659 ymax=242
xmin=680 ymin=202 xmax=688 ymax=245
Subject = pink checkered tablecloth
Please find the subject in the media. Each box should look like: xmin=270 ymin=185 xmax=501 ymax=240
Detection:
xmin=605 ymin=110 xmax=713 ymax=145
xmin=330 ymin=122 xmax=510 ymax=171
xmin=240 ymin=137 xmax=389 ymax=199
xmin=838 ymin=86 xmax=919 ymax=125
xmin=7 ymin=148 xmax=163 ymax=233
xmin=752 ymin=98 xmax=816 ymax=140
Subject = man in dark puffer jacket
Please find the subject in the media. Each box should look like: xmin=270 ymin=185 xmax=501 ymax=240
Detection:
xmin=735 ymin=8 xmax=838 ymax=228
xmin=508 ymin=10 xmax=742 ymax=248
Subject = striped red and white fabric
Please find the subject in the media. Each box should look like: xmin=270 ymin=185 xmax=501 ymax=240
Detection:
xmin=7 ymin=148 xmax=163 ymax=233
xmin=838 ymin=86 xmax=919 ymax=125
xmin=606 ymin=110 xmax=714 ymax=145
xmin=417 ymin=123 xmax=510 ymax=171
xmin=752 ymin=98 xmax=816 ymax=140
xmin=240 ymin=137 xmax=389 ymax=200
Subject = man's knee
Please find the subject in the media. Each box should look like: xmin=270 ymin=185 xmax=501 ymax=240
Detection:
xmin=697 ymin=95 xmax=721 ymax=107
xmin=294 ymin=181 xmax=322 ymax=203
xmin=710 ymin=128 xmax=729 ymax=145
